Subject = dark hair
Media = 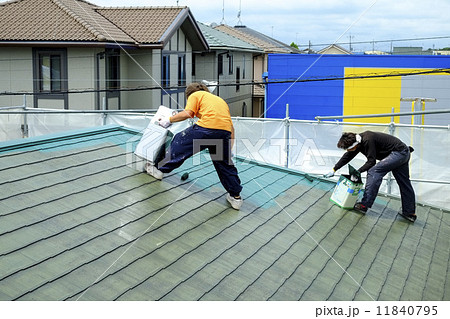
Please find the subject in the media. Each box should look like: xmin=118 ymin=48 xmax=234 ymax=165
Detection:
xmin=337 ymin=132 xmax=357 ymax=149
xmin=185 ymin=82 xmax=209 ymax=99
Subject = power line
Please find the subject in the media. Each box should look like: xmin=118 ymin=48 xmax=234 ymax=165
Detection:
xmin=1 ymin=68 xmax=449 ymax=97
xmin=303 ymin=35 xmax=450 ymax=49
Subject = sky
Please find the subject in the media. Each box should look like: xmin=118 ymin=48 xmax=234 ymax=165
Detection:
xmin=91 ymin=0 xmax=450 ymax=52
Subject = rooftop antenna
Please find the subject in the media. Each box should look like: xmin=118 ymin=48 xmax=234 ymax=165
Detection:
xmin=348 ymin=34 xmax=354 ymax=52
xmin=221 ymin=0 xmax=226 ymax=24
xmin=236 ymin=0 xmax=243 ymax=26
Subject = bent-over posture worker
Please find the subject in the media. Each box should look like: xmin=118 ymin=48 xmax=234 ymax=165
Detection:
xmin=324 ymin=131 xmax=416 ymax=222
xmin=146 ymin=82 xmax=243 ymax=210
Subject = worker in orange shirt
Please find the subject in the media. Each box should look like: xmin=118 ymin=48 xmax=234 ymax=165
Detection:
xmin=145 ymin=82 xmax=243 ymax=210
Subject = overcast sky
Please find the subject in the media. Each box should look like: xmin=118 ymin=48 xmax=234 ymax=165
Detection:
xmin=91 ymin=0 xmax=450 ymax=52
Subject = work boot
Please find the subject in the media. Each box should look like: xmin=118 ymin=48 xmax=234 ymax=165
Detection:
xmin=353 ymin=202 xmax=368 ymax=214
xmin=145 ymin=162 xmax=163 ymax=180
xmin=227 ymin=194 xmax=243 ymax=210
xmin=398 ymin=212 xmax=417 ymax=222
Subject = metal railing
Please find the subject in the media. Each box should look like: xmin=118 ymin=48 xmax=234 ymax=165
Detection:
xmin=314 ymin=108 xmax=450 ymax=194
xmin=0 ymin=95 xmax=186 ymax=138
xmin=2 ymin=98 xmax=450 ymax=208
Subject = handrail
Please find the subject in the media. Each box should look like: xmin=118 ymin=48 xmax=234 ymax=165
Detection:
xmin=315 ymin=108 xmax=450 ymax=121
xmin=0 ymin=108 xmax=186 ymax=114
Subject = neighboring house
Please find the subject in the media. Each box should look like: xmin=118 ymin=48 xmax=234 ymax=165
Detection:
xmin=364 ymin=50 xmax=390 ymax=55
xmin=0 ymin=0 xmax=208 ymax=110
xmin=392 ymin=47 xmax=433 ymax=55
xmin=317 ymin=44 xmax=352 ymax=55
xmin=195 ymin=23 xmax=263 ymax=117
xmin=215 ymin=24 xmax=300 ymax=117
xmin=433 ymin=50 xmax=450 ymax=55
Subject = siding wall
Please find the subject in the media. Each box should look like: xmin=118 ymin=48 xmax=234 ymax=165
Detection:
xmin=267 ymin=54 xmax=450 ymax=125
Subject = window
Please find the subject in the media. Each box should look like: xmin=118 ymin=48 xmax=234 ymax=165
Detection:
xmin=33 ymin=48 xmax=68 ymax=108
xmin=228 ymin=54 xmax=233 ymax=74
xmin=178 ymin=55 xmax=186 ymax=86
xmin=106 ymin=49 xmax=120 ymax=90
xmin=242 ymin=55 xmax=246 ymax=79
xmin=192 ymin=54 xmax=196 ymax=76
xmin=38 ymin=53 xmax=62 ymax=92
xmin=218 ymin=54 xmax=223 ymax=75
xmin=236 ymin=66 xmax=240 ymax=91
xmin=162 ymin=55 xmax=170 ymax=88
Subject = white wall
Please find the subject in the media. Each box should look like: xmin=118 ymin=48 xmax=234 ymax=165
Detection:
xmin=67 ymin=48 xmax=99 ymax=110
xmin=0 ymin=47 xmax=33 ymax=108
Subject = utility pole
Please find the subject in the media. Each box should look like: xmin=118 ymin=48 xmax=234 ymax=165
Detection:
xmin=348 ymin=34 xmax=354 ymax=52
xmin=221 ymin=0 xmax=225 ymax=24
xmin=237 ymin=0 xmax=242 ymax=26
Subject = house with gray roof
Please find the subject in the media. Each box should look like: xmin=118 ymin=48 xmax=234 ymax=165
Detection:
xmin=0 ymin=123 xmax=449 ymax=301
xmin=194 ymin=23 xmax=263 ymax=117
xmin=215 ymin=24 xmax=300 ymax=117
xmin=0 ymin=0 xmax=208 ymax=111
xmin=317 ymin=44 xmax=352 ymax=55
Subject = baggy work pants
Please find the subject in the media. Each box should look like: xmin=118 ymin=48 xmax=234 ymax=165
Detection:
xmin=362 ymin=149 xmax=416 ymax=214
xmin=158 ymin=125 xmax=243 ymax=197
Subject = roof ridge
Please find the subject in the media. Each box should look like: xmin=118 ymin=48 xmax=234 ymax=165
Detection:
xmin=51 ymin=0 xmax=106 ymax=41
xmin=216 ymin=24 xmax=295 ymax=53
xmin=98 ymin=6 xmax=188 ymax=10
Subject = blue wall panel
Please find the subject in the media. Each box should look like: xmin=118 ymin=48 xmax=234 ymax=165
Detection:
xmin=266 ymin=54 xmax=450 ymax=121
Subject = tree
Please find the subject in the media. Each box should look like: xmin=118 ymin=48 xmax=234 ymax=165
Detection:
xmin=290 ymin=42 xmax=299 ymax=49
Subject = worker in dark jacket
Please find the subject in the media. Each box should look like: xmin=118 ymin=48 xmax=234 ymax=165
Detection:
xmin=324 ymin=131 xmax=416 ymax=222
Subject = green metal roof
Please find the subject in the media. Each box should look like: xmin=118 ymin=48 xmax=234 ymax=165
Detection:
xmin=0 ymin=125 xmax=449 ymax=301
xmin=198 ymin=22 xmax=262 ymax=52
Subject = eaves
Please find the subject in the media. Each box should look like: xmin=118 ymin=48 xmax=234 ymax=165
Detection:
xmin=207 ymin=46 xmax=264 ymax=54
xmin=0 ymin=40 xmax=139 ymax=49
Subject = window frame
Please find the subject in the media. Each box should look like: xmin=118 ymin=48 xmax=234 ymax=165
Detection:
xmin=228 ymin=54 xmax=234 ymax=75
xmin=218 ymin=54 xmax=223 ymax=75
xmin=162 ymin=54 xmax=170 ymax=88
xmin=105 ymin=49 xmax=120 ymax=92
xmin=32 ymin=48 xmax=68 ymax=108
xmin=178 ymin=54 xmax=186 ymax=87
xmin=236 ymin=66 xmax=240 ymax=92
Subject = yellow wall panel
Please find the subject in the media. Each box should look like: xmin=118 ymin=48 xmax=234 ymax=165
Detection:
xmin=343 ymin=68 xmax=406 ymax=123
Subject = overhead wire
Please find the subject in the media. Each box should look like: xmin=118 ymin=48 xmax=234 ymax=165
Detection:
xmin=1 ymin=67 xmax=449 ymax=97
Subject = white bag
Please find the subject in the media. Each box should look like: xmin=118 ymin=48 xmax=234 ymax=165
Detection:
xmin=134 ymin=105 xmax=176 ymax=164
xmin=151 ymin=105 xmax=178 ymax=125
xmin=134 ymin=124 xmax=170 ymax=164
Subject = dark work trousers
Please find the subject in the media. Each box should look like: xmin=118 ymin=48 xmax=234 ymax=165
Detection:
xmin=157 ymin=125 xmax=243 ymax=197
xmin=362 ymin=149 xmax=416 ymax=214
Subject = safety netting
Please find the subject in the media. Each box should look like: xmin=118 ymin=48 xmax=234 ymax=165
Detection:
xmin=1 ymin=111 xmax=449 ymax=209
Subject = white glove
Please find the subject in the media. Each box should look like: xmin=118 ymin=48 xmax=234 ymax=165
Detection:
xmin=323 ymin=170 xmax=335 ymax=178
xmin=158 ymin=117 xmax=171 ymax=128
xmin=350 ymin=175 xmax=359 ymax=182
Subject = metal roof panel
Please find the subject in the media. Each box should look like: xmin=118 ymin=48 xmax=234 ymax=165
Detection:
xmin=0 ymin=125 xmax=448 ymax=301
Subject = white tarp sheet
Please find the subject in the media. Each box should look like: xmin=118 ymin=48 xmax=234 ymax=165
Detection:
xmin=1 ymin=110 xmax=448 ymax=209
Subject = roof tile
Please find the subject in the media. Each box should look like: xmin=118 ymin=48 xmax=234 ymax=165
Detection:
xmin=96 ymin=7 xmax=185 ymax=44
